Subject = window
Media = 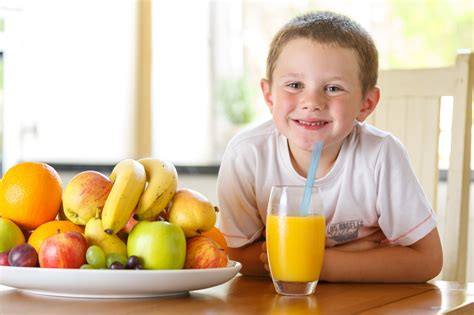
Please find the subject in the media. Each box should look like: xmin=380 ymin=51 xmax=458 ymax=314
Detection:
xmin=1 ymin=0 xmax=472 ymax=169
xmin=1 ymin=0 xmax=140 ymax=170
xmin=152 ymin=0 xmax=473 ymax=167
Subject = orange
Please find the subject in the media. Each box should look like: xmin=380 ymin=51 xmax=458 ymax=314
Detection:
xmin=0 ymin=162 xmax=63 ymax=230
xmin=28 ymin=220 xmax=83 ymax=253
xmin=202 ymin=226 xmax=228 ymax=254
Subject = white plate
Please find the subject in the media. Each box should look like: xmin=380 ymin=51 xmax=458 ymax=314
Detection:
xmin=0 ymin=260 xmax=241 ymax=299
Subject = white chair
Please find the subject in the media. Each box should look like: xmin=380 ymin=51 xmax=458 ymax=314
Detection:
xmin=366 ymin=51 xmax=473 ymax=282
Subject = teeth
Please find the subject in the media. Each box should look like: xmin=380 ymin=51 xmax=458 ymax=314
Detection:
xmin=299 ymin=120 xmax=325 ymax=126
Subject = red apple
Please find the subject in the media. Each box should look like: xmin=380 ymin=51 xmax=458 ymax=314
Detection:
xmin=62 ymin=171 xmax=113 ymax=225
xmin=120 ymin=210 xmax=139 ymax=234
xmin=0 ymin=250 xmax=11 ymax=266
xmin=184 ymin=236 xmax=228 ymax=269
xmin=120 ymin=209 xmax=160 ymax=235
xmin=38 ymin=231 xmax=87 ymax=268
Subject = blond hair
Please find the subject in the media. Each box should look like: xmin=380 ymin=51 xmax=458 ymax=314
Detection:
xmin=266 ymin=11 xmax=378 ymax=96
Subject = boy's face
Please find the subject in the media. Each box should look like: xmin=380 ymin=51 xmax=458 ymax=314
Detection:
xmin=261 ymin=38 xmax=379 ymax=155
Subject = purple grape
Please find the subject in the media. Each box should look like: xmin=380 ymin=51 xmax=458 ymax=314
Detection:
xmin=125 ymin=255 xmax=142 ymax=269
xmin=8 ymin=244 xmax=38 ymax=267
xmin=109 ymin=261 xmax=124 ymax=269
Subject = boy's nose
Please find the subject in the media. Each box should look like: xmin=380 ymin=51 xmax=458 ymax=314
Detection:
xmin=301 ymin=93 xmax=326 ymax=111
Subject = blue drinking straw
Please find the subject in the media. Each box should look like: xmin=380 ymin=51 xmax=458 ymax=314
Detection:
xmin=299 ymin=141 xmax=323 ymax=216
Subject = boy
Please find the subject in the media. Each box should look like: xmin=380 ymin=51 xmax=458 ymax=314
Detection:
xmin=217 ymin=11 xmax=443 ymax=282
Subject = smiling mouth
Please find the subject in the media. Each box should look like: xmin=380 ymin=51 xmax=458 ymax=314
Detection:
xmin=294 ymin=119 xmax=329 ymax=127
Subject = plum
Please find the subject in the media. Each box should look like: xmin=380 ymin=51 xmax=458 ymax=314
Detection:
xmin=8 ymin=243 xmax=38 ymax=267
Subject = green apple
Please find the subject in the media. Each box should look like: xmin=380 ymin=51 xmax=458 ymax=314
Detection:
xmin=0 ymin=217 xmax=26 ymax=253
xmin=127 ymin=221 xmax=186 ymax=270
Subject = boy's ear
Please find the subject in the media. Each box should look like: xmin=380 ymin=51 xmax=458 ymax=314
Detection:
xmin=260 ymin=78 xmax=274 ymax=112
xmin=357 ymin=86 xmax=380 ymax=122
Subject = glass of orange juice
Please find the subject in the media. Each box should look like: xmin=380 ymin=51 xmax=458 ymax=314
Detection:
xmin=266 ymin=185 xmax=325 ymax=296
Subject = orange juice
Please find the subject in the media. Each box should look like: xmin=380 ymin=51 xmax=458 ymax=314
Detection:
xmin=266 ymin=214 xmax=325 ymax=282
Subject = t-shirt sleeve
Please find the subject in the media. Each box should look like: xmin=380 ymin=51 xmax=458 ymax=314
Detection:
xmin=217 ymin=143 xmax=265 ymax=248
xmin=375 ymin=136 xmax=437 ymax=246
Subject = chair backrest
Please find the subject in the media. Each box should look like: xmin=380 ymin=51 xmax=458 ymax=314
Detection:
xmin=366 ymin=51 xmax=473 ymax=282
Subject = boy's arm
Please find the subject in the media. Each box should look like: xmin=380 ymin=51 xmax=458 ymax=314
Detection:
xmin=320 ymin=228 xmax=443 ymax=282
xmin=228 ymin=239 xmax=269 ymax=277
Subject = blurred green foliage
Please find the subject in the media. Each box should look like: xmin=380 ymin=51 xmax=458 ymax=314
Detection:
xmin=388 ymin=0 xmax=473 ymax=68
xmin=218 ymin=77 xmax=257 ymax=125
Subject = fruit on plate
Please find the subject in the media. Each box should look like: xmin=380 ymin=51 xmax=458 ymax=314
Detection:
xmin=168 ymin=188 xmax=217 ymax=237
xmin=38 ymin=231 xmax=88 ymax=268
xmin=85 ymin=245 xmax=106 ymax=269
xmin=0 ymin=217 xmax=25 ymax=253
xmin=84 ymin=217 xmax=128 ymax=256
xmin=0 ymin=250 xmax=10 ymax=266
xmin=62 ymin=170 xmax=113 ymax=225
xmin=125 ymin=255 xmax=142 ymax=269
xmin=101 ymin=159 xmax=146 ymax=234
xmin=134 ymin=158 xmax=178 ymax=221
xmin=184 ymin=235 xmax=228 ymax=269
xmin=106 ymin=253 xmax=127 ymax=269
xmin=127 ymin=221 xmax=186 ymax=270
xmin=28 ymin=220 xmax=84 ymax=253
xmin=8 ymin=243 xmax=38 ymax=267
xmin=0 ymin=162 xmax=62 ymax=230
xmin=119 ymin=210 xmax=139 ymax=234
xmin=201 ymin=226 xmax=228 ymax=254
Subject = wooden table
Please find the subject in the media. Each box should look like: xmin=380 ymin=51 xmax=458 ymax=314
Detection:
xmin=0 ymin=275 xmax=473 ymax=314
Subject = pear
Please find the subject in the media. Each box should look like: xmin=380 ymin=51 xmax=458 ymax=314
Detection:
xmin=84 ymin=217 xmax=127 ymax=256
xmin=168 ymin=188 xmax=217 ymax=237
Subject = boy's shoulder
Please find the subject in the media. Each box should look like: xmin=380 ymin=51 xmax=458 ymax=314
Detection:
xmin=351 ymin=121 xmax=406 ymax=157
xmin=226 ymin=119 xmax=277 ymax=150
xmin=357 ymin=121 xmax=390 ymax=137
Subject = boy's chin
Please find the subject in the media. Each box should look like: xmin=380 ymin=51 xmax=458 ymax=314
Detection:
xmin=289 ymin=139 xmax=322 ymax=154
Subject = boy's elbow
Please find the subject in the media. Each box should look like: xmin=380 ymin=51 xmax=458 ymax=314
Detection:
xmin=412 ymin=228 xmax=443 ymax=282
xmin=420 ymin=242 xmax=443 ymax=282
xmin=425 ymin=250 xmax=443 ymax=281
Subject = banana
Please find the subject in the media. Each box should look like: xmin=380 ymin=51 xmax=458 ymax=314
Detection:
xmin=101 ymin=159 xmax=146 ymax=234
xmin=84 ymin=217 xmax=128 ymax=256
xmin=134 ymin=158 xmax=178 ymax=220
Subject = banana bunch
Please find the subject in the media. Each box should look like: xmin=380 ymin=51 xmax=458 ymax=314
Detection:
xmin=101 ymin=157 xmax=178 ymax=235
xmin=134 ymin=158 xmax=178 ymax=221
xmin=102 ymin=159 xmax=147 ymax=234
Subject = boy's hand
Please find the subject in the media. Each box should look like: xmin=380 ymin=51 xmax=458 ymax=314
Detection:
xmin=260 ymin=241 xmax=270 ymax=272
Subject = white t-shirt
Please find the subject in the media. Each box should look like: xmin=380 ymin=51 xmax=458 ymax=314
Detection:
xmin=217 ymin=120 xmax=437 ymax=248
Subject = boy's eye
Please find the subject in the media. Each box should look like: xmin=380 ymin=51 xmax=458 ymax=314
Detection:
xmin=325 ymin=86 xmax=341 ymax=92
xmin=287 ymin=82 xmax=303 ymax=89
